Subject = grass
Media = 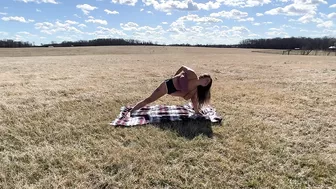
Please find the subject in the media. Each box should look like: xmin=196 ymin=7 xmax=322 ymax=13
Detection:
xmin=0 ymin=46 xmax=335 ymax=188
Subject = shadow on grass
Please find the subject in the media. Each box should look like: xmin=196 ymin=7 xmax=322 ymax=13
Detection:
xmin=152 ymin=120 xmax=221 ymax=140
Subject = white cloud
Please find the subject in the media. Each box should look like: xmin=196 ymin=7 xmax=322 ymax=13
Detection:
xmin=78 ymin=24 xmax=87 ymax=28
xmin=266 ymin=30 xmax=288 ymax=36
xmin=166 ymin=12 xmax=172 ymax=15
xmin=35 ymin=21 xmax=83 ymax=35
xmin=142 ymin=0 xmax=220 ymax=12
xmin=328 ymin=13 xmax=336 ymax=19
xmin=74 ymin=14 xmax=81 ymax=18
xmin=0 ymin=12 xmax=8 ymax=15
xmin=65 ymin=20 xmax=78 ymax=25
xmin=248 ymin=33 xmax=260 ymax=37
xmin=256 ymin=13 xmax=263 ymax=16
xmin=91 ymin=26 xmax=127 ymax=36
xmin=282 ymin=24 xmax=296 ymax=29
xmin=17 ymin=31 xmax=31 ymax=35
xmin=14 ymin=34 xmax=23 ymax=41
xmin=35 ymin=22 xmax=53 ymax=30
xmin=120 ymin=22 xmax=139 ymax=30
xmin=1 ymin=16 xmax=34 ymax=23
xmin=266 ymin=1 xmax=334 ymax=26
xmin=147 ymin=11 xmax=153 ymax=14
xmin=133 ymin=31 xmax=165 ymax=40
xmin=297 ymin=12 xmax=322 ymax=23
xmin=120 ymin=22 xmax=165 ymax=39
xmin=229 ymin=26 xmax=250 ymax=36
xmin=210 ymin=9 xmax=248 ymax=20
xmin=253 ymin=21 xmax=272 ymax=25
xmin=56 ymin=36 xmax=74 ymax=41
xmin=265 ymin=4 xmax=316 ymax=16
xmin=168 ymin=21 xmax=186 ymax=33
xmin=119 ymin=22 xmax=166 ymax=42
xmin=319 ymin=12 xmax=327 ymax=19
xmin=164 ymin=23 xmax=257 ymax=45
xmin=238 ymin=17 xmax=254 ymax=22
xmin=320 ymin=29 xmax=336 ymax=36
xmin=317 ymin=21 xmax=333 ymax=28
xmin=177 ymin=14 xmax=223 ymax=23
xmin=0 ymin=31 xmax=9 ymax=36
xmin=140 ymin=8 xmax=144 ymax=11
xmin=36 ymin=9 xmax=41 ymax=12
xmin=162 ymin=22 xmax=168 ymax=24
xmin=216 ymin=0 xmax=271 ymax=8
xmin=197 ymin=1 xmax=221 ymax=10
xmin=104 ymin=9 xmax=119 ymax=14
xmin=112 ymin=0 xmax=137 ymax=6
xmin=16 ymin=0 xmax=58 ymax=4
xmin=76 ymin=4 xmax=98 ymax=15
xmin=265 ymin=0 xmax=327 ymax=24
xmin=17 ymin=31 xmax=37 ymax=37
xmin=264 ymin=25 xmax=294 ymax=36
xmin=167 ymin=15 xmax=223 ymax=34
xmin=187 ymin=26 xmax=204 ymax=34
xmin=330 ymin=4 xmax=336 ymax=8
xmin=85 ymin=18 xmax=108 ymax=25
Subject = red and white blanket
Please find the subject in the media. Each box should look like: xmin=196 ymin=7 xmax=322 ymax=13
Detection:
xmin=110 ymin=103 xmax=222 ymax=127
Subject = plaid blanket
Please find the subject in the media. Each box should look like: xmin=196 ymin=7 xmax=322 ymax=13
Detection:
xmin=110 ymin=103 xmax=222 ymax=127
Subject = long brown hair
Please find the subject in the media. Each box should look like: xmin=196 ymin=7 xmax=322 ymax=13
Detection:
xmin=197 ymin=74 xmax=212 ymax=108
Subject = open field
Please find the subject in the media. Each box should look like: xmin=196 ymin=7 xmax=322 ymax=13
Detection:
xmin=0 ymin=46 xmax=335 ymax=188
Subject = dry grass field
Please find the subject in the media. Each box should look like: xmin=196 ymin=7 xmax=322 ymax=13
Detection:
xmin=0 ymin=46 xmax=335 ymax=188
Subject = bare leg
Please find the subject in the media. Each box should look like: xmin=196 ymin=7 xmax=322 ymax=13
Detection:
xmin=128 ymin=82 xmax=168 ymax=115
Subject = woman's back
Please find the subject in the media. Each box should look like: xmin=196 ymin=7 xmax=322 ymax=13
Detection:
xmin=172 ymin=72 xmax=197 ymax=92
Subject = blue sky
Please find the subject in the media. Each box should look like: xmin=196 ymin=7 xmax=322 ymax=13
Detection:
xmin=0 ymin=0 xmax=335 ymax=45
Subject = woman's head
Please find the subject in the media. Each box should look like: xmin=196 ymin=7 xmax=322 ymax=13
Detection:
xmin=197 ymin=74 xmax=212 ymax=107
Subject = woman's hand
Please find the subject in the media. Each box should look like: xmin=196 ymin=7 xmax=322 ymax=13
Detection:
xmin=194 ymin=108 xmax=205 ymax=116
xmin=121 ymin=111 xmax=131 ymax=119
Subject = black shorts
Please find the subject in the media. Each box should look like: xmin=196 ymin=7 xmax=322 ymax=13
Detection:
xmin=165 ymin=78 xmax=177 ymax=94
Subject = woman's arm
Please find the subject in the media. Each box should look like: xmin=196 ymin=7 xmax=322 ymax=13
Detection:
xmin=191 ymin=93 xmax=201 ymax=114
xmin=174 ymin=65 xmax=187 ymax=76
xmin=183 ymin=88 xmax=197 ymax=100
xmin=174 ymin=65 xmax=197 ymax=78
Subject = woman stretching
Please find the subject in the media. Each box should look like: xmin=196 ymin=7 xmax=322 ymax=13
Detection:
xmin=124 ymin=65 xmax=212 ymax=117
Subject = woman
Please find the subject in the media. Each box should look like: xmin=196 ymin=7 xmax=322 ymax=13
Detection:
xmin=124 ymin=65 xmax=212 ymax=117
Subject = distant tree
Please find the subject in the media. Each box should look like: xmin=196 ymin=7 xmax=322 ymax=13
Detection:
xmin=239 ymin=36 xmax=336 ymax=50
xmin=0 ymin=39 xmax=33 ymax=48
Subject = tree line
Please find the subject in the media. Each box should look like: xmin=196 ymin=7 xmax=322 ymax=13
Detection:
xmin=42 ymin=38 xmax=160 ymax=47
xmin=239 ymin=37 xmax=336 ymax=50
xmin=0 ymin=39 xmax=34 ymax=48
xmin=0 ymin=36 xmax=335 ymax=50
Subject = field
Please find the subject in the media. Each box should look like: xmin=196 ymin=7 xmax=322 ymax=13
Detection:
xmin=0 ymin=46 xmax=335 ymax=188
